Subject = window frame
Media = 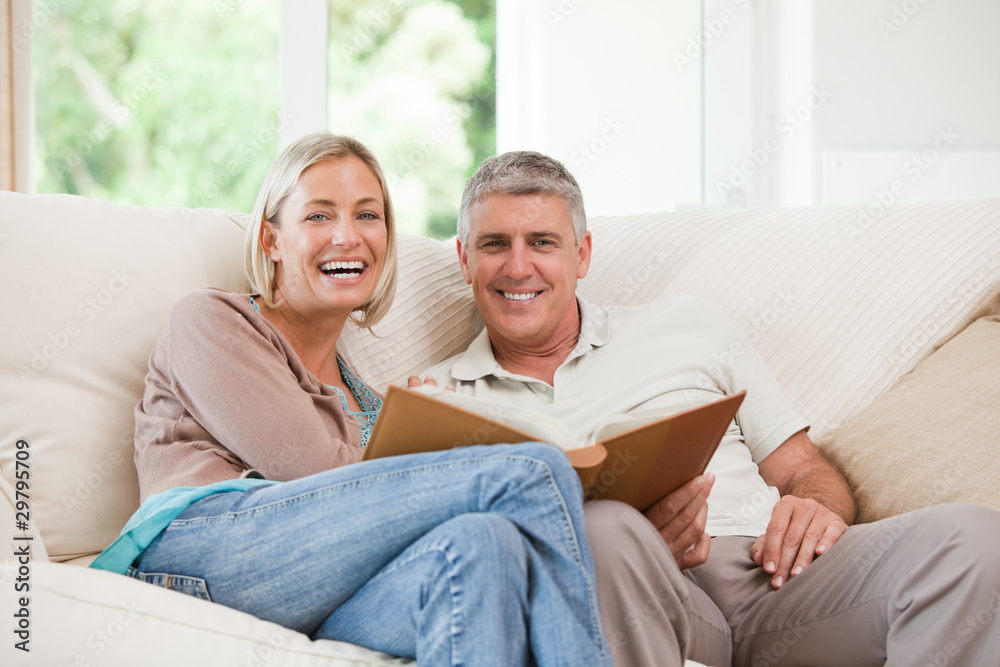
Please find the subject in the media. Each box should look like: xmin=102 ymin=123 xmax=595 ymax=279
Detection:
xmin=7 ymin=0 xmax=33 ymax=192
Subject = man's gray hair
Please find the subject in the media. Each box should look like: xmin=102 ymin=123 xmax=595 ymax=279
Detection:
xmin=457 ymin=151 xmax=587 ymax=246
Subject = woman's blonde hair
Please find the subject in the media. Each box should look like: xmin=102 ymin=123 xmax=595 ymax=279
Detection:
xmin=245 ymin=132 xmax=398 ymax=329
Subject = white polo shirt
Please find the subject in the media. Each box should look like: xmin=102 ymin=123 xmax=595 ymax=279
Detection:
xmin=423 ymin=295 xmax=810 ymax=537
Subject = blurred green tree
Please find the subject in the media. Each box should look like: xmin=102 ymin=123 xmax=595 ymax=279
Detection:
xmin=35 ymin=0 xmax=281 ymax=213
xmin=34 ymin=0 xmax=495 ymax=238
xmin=327 ymin=0 xmax=494 ymax=237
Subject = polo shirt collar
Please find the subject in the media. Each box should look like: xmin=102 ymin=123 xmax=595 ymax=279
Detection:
xmin=576 ymin=296 xmax=610 ymax=348
xmin=451 ymin=297 xmax=610 ymax=381
xmin=451 ymin=326 xmax=499 ymax=381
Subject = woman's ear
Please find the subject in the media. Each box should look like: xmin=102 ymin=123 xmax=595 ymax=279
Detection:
xmin=260 ymin=220 xmax=281 ymax=262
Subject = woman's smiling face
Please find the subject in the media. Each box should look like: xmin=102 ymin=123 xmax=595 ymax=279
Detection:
xmin=261 ymin=157 xmax=388 ymax=321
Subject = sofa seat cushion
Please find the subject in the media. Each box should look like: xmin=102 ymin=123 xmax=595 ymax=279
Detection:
xmin=816 ymin=315 xmax=1000 ymax=523
xmin=0 ymin=559 xmax=708 ymax=666
xmin=0 ymin=559 xmax=414 ymax=666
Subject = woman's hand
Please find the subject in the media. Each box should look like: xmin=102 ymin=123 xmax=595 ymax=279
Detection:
xmin=643 ymin=473 xmax=715 ymax=570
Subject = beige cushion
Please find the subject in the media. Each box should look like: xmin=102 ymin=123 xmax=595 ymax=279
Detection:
xmin=0 ymin=193 xmax=249 ymax=561
xmin=816 ymin=315 xmax=1000 ymax=523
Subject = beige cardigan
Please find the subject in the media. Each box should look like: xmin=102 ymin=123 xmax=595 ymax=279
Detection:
xmin=133 ymin=288 xmax=367 ymax=501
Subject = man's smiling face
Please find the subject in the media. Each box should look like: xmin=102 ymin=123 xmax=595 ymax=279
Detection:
xmin=459 ymin=193 xmax=591 ymax=352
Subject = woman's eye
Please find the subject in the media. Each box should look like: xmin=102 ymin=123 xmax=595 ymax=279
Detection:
xmin=307 ymin=213 xmax=328 ymax=222
xmin=358 ymin=211 xmax=381 ymax=221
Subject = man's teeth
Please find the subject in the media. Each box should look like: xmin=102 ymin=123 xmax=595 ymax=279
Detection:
xmin=320 ymin=260 xmax=365 ymax=275
xmin=502 ymin=291 xmax=540 ymax=301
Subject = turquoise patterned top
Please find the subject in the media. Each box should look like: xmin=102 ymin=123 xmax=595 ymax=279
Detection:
xmin=330 ymin=357 xmax=381 ymax=448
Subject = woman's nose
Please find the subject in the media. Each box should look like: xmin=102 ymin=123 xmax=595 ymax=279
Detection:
xmin=330 ymin=218 xmax=361 ymax=248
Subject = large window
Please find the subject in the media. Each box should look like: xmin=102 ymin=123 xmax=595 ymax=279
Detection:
xmin=34 ymin=0 xmax=281 ymax=213
xmin=32 ymin=0 xmax=496 ymax=238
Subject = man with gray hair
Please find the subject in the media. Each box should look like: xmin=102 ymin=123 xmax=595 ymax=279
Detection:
xmin=414 ymin=150 xmax=1000 ymax=667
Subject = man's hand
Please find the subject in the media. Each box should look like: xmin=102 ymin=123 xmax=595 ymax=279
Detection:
xmin=748 ymin=494 xmax=847 ymax=589
xmin=754 ymin=430 xmax=855 ymax=589
xmin=643 ymin=473 xmax=715 ymax=570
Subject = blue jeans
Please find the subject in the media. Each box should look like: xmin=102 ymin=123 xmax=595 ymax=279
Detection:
xmin=134 ymin=443 xmax=612 ymax=667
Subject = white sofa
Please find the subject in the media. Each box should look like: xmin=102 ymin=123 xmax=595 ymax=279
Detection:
xmin=2 ymin=192 xmax=1000 ymax=665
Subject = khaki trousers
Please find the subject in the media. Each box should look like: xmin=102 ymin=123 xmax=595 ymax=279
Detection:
xmin=586 ymin=501 xmax=1000 ymax=667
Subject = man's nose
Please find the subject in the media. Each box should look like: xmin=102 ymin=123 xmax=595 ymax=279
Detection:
xmin=504 ymin=243 xmax=533 ymax=279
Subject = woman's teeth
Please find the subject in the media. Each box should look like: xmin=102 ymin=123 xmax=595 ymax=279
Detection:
xmin=320 ymin=260 xmax=365 ymax=276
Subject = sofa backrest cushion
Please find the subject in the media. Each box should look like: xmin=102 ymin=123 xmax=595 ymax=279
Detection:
xmin=3 ymin=192 xmax=999 ymax=560
xmin=1 ymin=193 xmax=248 ymax=561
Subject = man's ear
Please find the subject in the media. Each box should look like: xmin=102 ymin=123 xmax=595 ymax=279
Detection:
xmin=260 ymin=221 xmax=281 ymax=262
xmin=577 ymin=231 xmax=593 ymax=279
xmin=457 ymin=237 xmax=472 ymax=285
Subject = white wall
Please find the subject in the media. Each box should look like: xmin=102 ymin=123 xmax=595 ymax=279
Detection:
xmin=750 ymin=0 xmax=1000 ymax=208
xmin=497 ymin=0 xmax=703 ymax=216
